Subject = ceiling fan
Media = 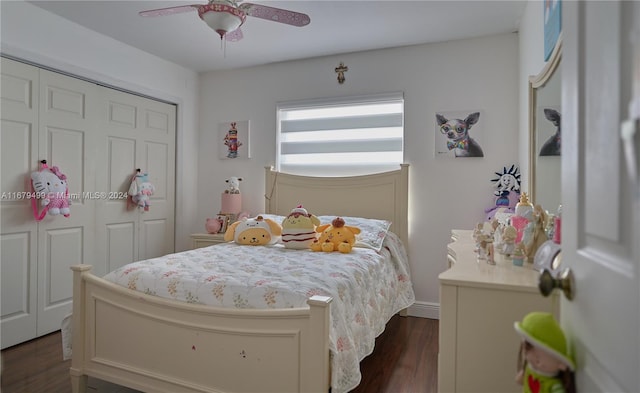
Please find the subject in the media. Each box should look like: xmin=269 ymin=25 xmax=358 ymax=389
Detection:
xmin=139 ymin=0 xmax=311 ymax=42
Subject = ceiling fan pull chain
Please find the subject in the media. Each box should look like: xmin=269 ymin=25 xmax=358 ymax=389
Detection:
xmin=222 ymin=36 xmax=227 ymax=58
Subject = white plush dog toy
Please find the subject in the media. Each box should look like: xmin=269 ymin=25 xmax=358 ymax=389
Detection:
xmin=225 ymin=177 xmax=242 ymax=194
xmin=224 ymin=215 xmax=282 ymax=245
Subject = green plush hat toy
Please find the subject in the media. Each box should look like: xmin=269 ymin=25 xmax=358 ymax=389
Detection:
xmin=514 ymin=312 xmax=576 ymax=393
xmin=514 ymin=312 xmax=575 ymax=371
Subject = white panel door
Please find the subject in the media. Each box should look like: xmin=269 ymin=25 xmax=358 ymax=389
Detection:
xmin=137 ymin=96 xmax=175 ymax=260
xmin=95 ymin=87 xmax=175 ymax=273
xmin=1 ymin=58 xmax=176 ymax=348
xmin=0 ymin=58 xmax=39 ymax=349
xmin=562 ymin=1 xmax=639 ymax=391
xmin=36 ymin=69 xmax=98 ymax=336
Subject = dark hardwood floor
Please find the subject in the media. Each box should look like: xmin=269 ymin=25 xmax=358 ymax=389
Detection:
xmin=1 ymin=315 xmax=438 ymax=393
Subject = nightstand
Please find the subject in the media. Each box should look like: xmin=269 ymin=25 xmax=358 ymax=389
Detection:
xmin=190 ymin=233 xmax=227 ymax=249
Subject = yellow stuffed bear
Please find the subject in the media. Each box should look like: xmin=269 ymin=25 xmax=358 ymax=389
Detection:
xmin=310 ymin=217 xmax=361 ymax=253
xmin=224 ymin=215 xmax=282 ymax=245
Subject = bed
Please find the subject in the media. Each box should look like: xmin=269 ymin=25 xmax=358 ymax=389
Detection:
xmin=70 ymin=164 xmax=412 ymax=393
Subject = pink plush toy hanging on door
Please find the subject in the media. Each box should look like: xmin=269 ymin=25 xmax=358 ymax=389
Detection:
xmin=30 ymin=160 xmax=71 ymax=221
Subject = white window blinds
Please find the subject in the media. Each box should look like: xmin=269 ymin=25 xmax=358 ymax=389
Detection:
xmin=276 ymin=92 xmax=404 ymax=176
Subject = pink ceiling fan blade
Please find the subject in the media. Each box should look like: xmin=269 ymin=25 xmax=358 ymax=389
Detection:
xmin=239 ymin=3 xmax=310 ymax=27
xmin=139 ymin=4 xmax=200 ymax=17
xmin=225 ymin=28 xmax=244 ymax=42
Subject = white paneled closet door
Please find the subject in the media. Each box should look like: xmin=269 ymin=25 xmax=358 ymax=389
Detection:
xmin=1 ymin=59 xmax=40 ymax=348
xmin=35 ymin=69 xmax=99 ymax=336
xmin=1 ymin=57 xmax=176 ymax=348
xmin=95 ymin=87 xmax=176 ymax=274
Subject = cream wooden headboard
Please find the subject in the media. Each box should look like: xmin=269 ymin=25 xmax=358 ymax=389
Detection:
xmin=265 ymin=164 xmax=409 ymax=246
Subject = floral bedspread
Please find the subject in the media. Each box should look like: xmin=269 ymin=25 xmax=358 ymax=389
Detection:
xmin=103 ymin=232 xmax=415 ymax=393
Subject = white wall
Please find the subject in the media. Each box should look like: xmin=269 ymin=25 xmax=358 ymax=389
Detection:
xmin=518 ymin=0 xmax=548 ymax=195
xmin=0 ymin=0 xmax=200 ymax=252
xmin=198 ymin=33 xmax=520 ymax=317
xmin=1 ymin=0 xmax=540 ymax=317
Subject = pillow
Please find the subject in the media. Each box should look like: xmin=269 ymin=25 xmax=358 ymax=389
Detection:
xmin=259 ymin=213 xmax=286 ymax=223
xmin=317 ymin=215 xmax=391 ymax=252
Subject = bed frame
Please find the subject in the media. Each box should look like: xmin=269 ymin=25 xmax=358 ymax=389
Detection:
xmin=70 ymin=164 xmax=409 ymax=393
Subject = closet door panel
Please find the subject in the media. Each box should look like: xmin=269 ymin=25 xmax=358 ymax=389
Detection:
xmin=0 ymin=231 xmax=36 ymax=348
xmin=138 ymin=99 xmax=176 ymax=260
xmin=40 ymin=227 xmax=81 ymax=306
xmin=1 ymin=59 xmax=176 ymax=346
xmin=106 ymin=222 xmax=136 ymax=272
xmin=141 ymin=218 xmax=170 ymax=260
xmin=0 ymin=58 xmax=39 ymax=349
xmin=96 ymin=87 xmax=175 ymax=270
xmin=36 ymin=69 xmax=98 ymax=336
xmin=96 ymin=90 xmax=143 ymax=273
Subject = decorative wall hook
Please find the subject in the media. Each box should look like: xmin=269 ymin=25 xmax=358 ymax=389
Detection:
xmin=335 ymin=62 xmax=348 ymax=84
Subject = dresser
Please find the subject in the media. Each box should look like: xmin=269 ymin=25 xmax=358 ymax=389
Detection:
xmin=438 ymin=230 xmax=558 ymax=393
xmin=190 ymin=233 xmax=227 ymax=249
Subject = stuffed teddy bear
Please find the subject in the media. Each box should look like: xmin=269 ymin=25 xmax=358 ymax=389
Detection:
xmin=128 ymin=172 xmax=155 ymax=211
xmin=224 ymin=215 xmax=282 ymax=246
xmin=514 ymin=312 xmax=575 ymax=393
xmin=310 ymin=217 xmax=361 ymax=253
xmin=281 ymin=205 xmax=320 ymax=249
xmin=31 ymin=165 xmax=71 ymax=217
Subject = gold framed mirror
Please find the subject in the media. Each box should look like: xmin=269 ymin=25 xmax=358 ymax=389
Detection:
xmin=529 ymin=36 xmax=562 ymax=211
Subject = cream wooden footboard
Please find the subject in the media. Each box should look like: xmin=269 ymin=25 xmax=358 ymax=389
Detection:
xmin=70 ymin=264 xmax=331 ymax=393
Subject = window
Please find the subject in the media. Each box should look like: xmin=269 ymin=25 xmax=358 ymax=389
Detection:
xmin=276 ymin=92 xmax=404 ymax=176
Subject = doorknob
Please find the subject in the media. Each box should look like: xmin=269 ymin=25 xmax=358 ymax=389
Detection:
xmin=539 ymin=267 xmax=575 ymax=300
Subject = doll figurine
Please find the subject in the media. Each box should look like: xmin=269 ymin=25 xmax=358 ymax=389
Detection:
xmin=514 ymin=312 xmax=575 ymax=393
xmin=492 ymin=220 xmax=504 ymax=251
xmin=525 ymin=204 xmax=549 ymax=262
xmin=501 ymin=225 xmax=517 ymax=256
xmin=486 ymin=239 xmax=495 ymax=265
xmin=473 ymin=222 xmax=484 ymax=242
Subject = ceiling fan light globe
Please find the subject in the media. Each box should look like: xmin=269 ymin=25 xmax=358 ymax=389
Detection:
xmin=198 ymin=4 xmax=245 ymax=38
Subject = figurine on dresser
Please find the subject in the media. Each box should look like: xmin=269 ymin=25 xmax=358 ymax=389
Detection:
xmin=492 ymin=220 xmax=504 ymax=252
xmin=501 ymin=225 xmax=517 ymax=256
xmin=485 ymin=165 xmax=522 ymax=221
xmin=473 ymin=222 xmax=485 ymax=252
xmin=525 ymin=204 xmax=549 ymax=262
xmin=511 ymin=192 xmax=534 ymax=245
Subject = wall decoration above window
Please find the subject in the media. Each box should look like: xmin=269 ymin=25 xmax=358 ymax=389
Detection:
xmin=434 ymin=110 xmax=485 ymax=158
xmin=219 ymin=120 xmax=250 ymax=159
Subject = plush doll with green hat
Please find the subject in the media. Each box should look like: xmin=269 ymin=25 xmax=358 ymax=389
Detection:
xmin=514 ymin=312 xmax=575 ymax=393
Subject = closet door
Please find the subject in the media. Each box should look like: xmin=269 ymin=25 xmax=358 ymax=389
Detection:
xmin=0 ymin=58 xmax=39 ymax=349
xmin=95 ymin=87 xmax=175 ymax=274
xmin=36 ymin=69 xmax=98 ymax=336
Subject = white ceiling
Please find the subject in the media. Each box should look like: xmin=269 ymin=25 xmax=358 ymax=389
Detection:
xmin=28 ymin=1 xmax=527 ymax=73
